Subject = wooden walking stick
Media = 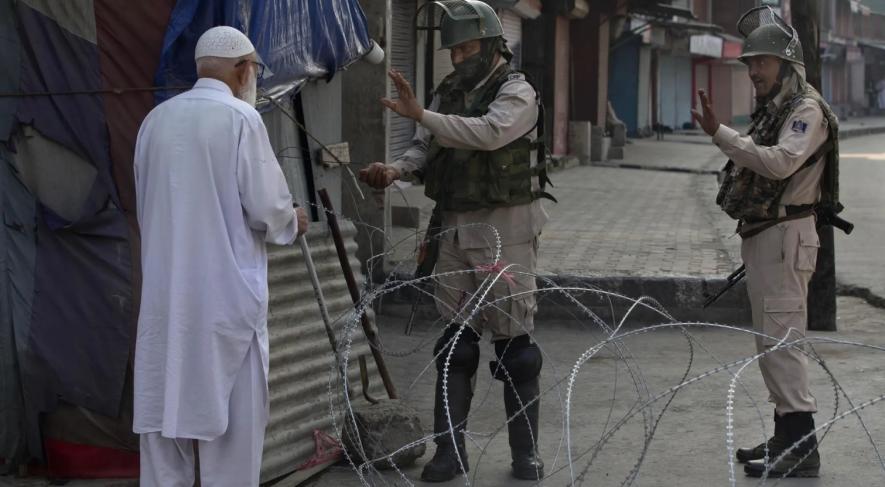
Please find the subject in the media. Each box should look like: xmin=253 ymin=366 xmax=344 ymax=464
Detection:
xmin=317 ymin=189 xmax=398 ymax=400
xmin=299 ymin=233 xmax=377 ymax=404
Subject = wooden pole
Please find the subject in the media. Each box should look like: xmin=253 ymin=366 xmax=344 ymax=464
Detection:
xmin=792 ymin=0 xmax=836 ymax=331
xmin=317 ymin=189 xmax=399 ymax=399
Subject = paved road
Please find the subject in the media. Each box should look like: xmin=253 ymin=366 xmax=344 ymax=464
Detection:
xmin=835 ymin=134 xmax=885 ymax=300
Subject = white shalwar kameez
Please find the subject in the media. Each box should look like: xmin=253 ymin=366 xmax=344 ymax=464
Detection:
xmin=133 ymin=77 xmax=298 ymax=486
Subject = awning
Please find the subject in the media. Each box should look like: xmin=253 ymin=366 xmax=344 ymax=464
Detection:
xmin=647 ymin=17 xmax=724 ymax=35
xmin=690 ymin=33 xmax=723 ymax=58
xmin=629 ymin=2 xmax=695 ymax=20
xmin=821 ymin=42 xmax=847 ymax=61
xmin=859 ymin=40 xmax=885 ymax=53
xmin=720 ymin=33 xmax=744 ymax=59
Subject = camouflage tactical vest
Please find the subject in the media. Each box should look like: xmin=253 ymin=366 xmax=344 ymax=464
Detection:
xmin=716 ymin=85 xmax=840 ymax=222
xmin=423 ymin=64 xmax=553 ymax=212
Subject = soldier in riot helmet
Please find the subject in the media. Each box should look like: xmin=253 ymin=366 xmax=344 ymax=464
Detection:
xmin=359 ymin=0 xmax=552 ymax=481
xmin=692 ymin=6 xmax=848 ymax=478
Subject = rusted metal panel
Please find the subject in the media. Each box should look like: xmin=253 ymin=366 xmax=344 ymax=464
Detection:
xmin=260 ymin=222 xmax=383 ymax=483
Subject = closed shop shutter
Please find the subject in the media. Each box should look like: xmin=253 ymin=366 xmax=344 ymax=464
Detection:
xmin=389 ymin=0 xmax=418 ymax=159
xmin=499 ymin=9 xmax=523 ymax=69
xmin=432 ymin=30 xmax=454 ymax=90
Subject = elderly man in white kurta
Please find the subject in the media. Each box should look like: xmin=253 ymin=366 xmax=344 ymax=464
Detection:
xmin=133 ymin=26 xmax=307 ymax=486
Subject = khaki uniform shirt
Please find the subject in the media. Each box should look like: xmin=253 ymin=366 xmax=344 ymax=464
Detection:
xmin=390 ymin=60 xmax=548 ymax=249
xmin=713 ymin=98 xmax=829 ymax=213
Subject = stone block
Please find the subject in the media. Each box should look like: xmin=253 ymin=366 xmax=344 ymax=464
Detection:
xmin=607 ymin=145 xmax=624 ymax=160
xmin=590 ymin=136 xmax=611 ymax=162
xmin=610 ymin=122 xmax=627 ymax=147
xmin=341 ymin=399 xmax=427 ymax=469
xmin=568 ymin=121 xmax=593 ymax=158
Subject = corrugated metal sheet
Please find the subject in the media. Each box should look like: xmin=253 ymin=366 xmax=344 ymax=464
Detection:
xmin=261 ymin=222 xmax=383 ymax=483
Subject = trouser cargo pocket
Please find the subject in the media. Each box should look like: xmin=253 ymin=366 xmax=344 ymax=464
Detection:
xmin=795 ymin=230 xmax=820 ymax=273
xmin=762 ymin=296 xmax=806 ymax=346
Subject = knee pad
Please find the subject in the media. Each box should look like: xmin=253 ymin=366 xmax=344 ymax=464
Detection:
xmin=489 ymin=334 xmax=542 ymax=383
xmin=434 ymin=325 xmax=480 ymax=374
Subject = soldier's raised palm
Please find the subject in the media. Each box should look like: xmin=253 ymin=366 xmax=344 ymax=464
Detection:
xmin=691 ymin=90 xmax=720 ymax=136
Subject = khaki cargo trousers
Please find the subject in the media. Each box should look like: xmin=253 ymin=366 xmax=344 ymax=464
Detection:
xmin=741 ymin=215 xmax=819 ymax=414
xmin=434 ymin=234 xmax=538 ymax=341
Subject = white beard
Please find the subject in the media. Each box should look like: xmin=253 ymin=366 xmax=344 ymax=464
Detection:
xmin=237 ymin=69 xmax=257 ymax=107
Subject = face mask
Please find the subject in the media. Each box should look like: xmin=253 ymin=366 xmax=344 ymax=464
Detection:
xmin=237 ymin=66 xmax=258 ymax=107
xmin=452 ymin=38 xmax=499 ymax=89
xmin=453 ymin=53 xmax=487 ymax=83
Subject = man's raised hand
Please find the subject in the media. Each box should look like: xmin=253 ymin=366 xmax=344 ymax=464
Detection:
xmin=690 ymin=90 xmax=720 ymax=137
xmin=380 ymin=70 xmax=424 ymax=121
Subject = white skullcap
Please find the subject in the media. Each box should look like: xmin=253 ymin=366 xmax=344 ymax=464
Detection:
xmin=194 ymin=26 xmax=255 ymax=61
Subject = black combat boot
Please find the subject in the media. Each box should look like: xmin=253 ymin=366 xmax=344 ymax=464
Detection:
xmin=744 ymin=412 xmax=820 ymax=478
xmin=421 ymin=328 xmax=479 ymax=482
xmin=504 ymin=376 xmax=545 ymax=480
xmin=736 ymin=411 xmax=789 ymax=463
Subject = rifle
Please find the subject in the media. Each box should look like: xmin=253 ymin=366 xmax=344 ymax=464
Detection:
xmin=404 ymin=207 xmax=443 ymax=335
xmin=703 ymin=264 xmax=746 ymax=308
xmin=817 ymin=209 xmax=854 ymax=235
xmin=703 ymin=209 xmax=854 ymax=308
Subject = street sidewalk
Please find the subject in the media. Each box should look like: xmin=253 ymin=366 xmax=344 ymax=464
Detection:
xmin=382 ymin=115 xmax=885 ymax=324
xmin=669 ymin=115 xmax=885 ymax=142
xmin=383 ymin=135 xmax=746 ymax=324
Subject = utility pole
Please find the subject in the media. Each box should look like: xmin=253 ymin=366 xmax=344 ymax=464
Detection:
xmin=792 ymin=0 xmax=836 ymax=331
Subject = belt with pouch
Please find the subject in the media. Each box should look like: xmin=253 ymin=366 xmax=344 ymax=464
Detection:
xmin=739 ymin=204 xmax=815 ymax=239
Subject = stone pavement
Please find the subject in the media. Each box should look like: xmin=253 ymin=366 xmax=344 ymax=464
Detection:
xmin=382 ymin=116 xmax=885 ymax=313
xmin=538 ymin=138 xmax=737 ymax=278
xmin=384 ymin=137 xmax=740 ymax=280
xmin=669 ymin=115 xmax=885 ymax=143
xmin=380 ymin=137 xmax=750 ymax=324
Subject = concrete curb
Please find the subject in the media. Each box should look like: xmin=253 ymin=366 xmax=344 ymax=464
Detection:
xmin=837 ymin=283 xmax=885 ymax=310
xmin=378 ymin=273 xmax=752 ymax=327
xmin=840 ymin=125 xmax=885 ymax=139
xmin=669 ymin=123 xmax=885 ymax=141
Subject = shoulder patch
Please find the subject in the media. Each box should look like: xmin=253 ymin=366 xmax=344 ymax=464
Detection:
xmin=507 ymin=72 xmax=525 ymax=81
xmin=791 ymin=119 xmax=809 ymax=134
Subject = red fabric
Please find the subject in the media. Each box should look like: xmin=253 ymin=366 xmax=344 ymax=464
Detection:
xmin=94 ymin=0 xmax=177 ymax=364
xmin=476 ymin=260 xmax=517 ymax=286
xmin=298 ymin=430 xmax=343 ymax=470
xmin=95 ymin=0 xmax=176 ymax=217
xmin=42 ymin=438 xmax=138 ymax=478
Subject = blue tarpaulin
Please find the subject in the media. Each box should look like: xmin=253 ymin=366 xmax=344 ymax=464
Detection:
xmin=155 ymin=0 xmax=372 ymax=100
